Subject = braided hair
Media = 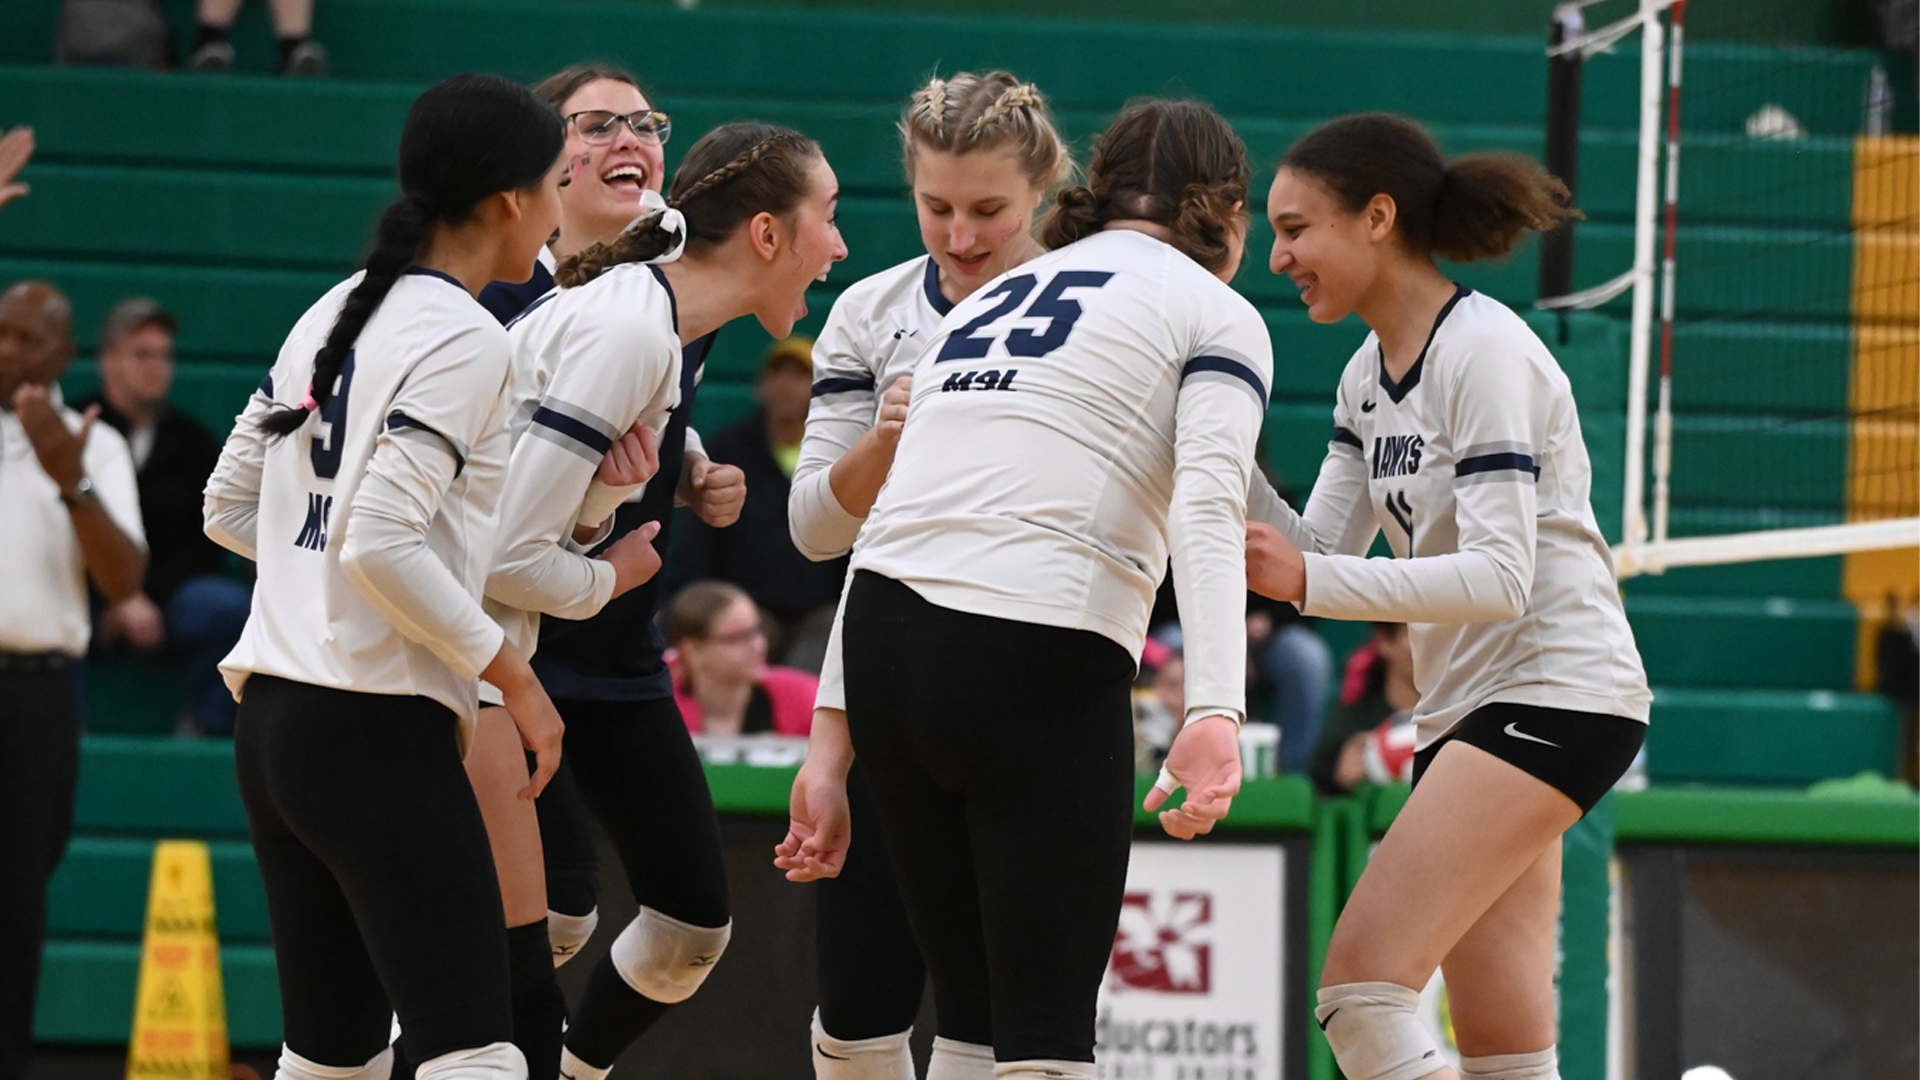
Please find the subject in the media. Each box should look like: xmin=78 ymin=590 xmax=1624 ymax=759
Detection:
xmin=261 ymin=73 xmax=563 ymax=436
xmin=554 ymin=122 xmax=821 ymax=288
xmin=1040 ymin=98 xmax=1250 ymax=276
xmin=899 ymin=71 xmax=1071 ymax=190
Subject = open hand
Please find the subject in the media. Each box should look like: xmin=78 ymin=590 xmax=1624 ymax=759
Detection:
xmin=774 ymin=757 xmax=852 ymax=881
xmin=1144 ymin=714 xmax=1242 ymax=839
xmin=0 ymin=126 xmax=32 ymax=209
xmin=1246 ymin=521 xmax=1307 ymax=603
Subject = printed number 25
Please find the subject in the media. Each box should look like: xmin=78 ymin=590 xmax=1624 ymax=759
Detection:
xmin=936 ymin=271 xmax=1113 ymax=363
xmin=309 ymin=351 xmax=358 ymax=481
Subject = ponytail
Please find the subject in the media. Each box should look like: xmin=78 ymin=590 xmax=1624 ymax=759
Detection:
xmin=260 ymin=195 xmax=434 ymax=436
xmin=258 ymin=72 xmax=563 ymax=439
xmin=1281 ymin=113 xmax=1579 ymax=263
xmin=555 ymin=123 xmax=820 ymax=289
xmin=1040 ymin=99 xmax=1249 ymax=276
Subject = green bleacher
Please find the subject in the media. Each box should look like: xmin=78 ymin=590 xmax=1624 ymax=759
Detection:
xmin=1 ymin=0 xmax=1907 ymax=1049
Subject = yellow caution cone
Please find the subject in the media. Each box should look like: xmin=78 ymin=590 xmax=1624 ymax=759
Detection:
xmin=126 ymin=840 xmax=229 ymax=1080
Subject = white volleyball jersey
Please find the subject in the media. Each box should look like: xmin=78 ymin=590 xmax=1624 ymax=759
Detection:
xmin=208 ymin=268 xmax=515 ymax=741
xmin=483 ymin=261 xmax=685 ymax=661
xmin=852 ymin=229 xmax=1271 ymax=723
xmin=795 ymin=255 xmax=953 ymax=712
xmin=1256 ymin=286 xmax=1650 ymax=747
xmin=790 ymin=255 xmax=953 ymax=561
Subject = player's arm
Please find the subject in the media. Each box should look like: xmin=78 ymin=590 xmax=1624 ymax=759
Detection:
xmin=1248 ymin=377 xmax=1378 ymax=558
xmin=203 ymin=373 xmax=282 ymax=561
xmin=1299 ymin=344 xmax=1542 ymax=623
xmin=789 ymin=299 xmax=884 ymax=559
xmin=487 ymin=315 xmax=671 ymax=616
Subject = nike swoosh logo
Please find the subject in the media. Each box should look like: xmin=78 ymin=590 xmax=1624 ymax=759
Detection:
xmin=690 ymin=953 xmax=719 ymax=966
xmin=1504 ymin=722 xmax=1560 ymax=748
xmin=816 ymin=1045 xmax=849 ymax=1061
xmin=1360 ymin=400 xmax=1376 ymax=412
xmin=1316 ymin=1008 xmax=1338 ymax=1031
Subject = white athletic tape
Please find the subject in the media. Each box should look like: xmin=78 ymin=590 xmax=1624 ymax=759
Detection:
xmin=277 ymin=1044 xmax=394 ymax=1080
xmin=1314 ymin=981 xmax=1443 ymax=1080
xmin=547 ymin=907 xmax=599 ymax=968
xmin=925 ymin=1038 xmax=994 ymax=1080
xmin=609 ymin=906 xmax=731 ymax=1004
xmin=415 ymin=1042 xmax=526 ymax=1080
xmin=810 ymin=1009 xmax=915 ymax=1080
xmin=990 ymin=1061 xmax=1093 ymax=1079
xmin=1153 ymin=765 xmax=1177 ymax=796
xmin=1461 ymin=1048 xmax=1559 ymax=1079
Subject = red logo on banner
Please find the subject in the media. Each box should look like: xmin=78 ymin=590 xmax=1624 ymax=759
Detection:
xmin=1109 ymin=890 xmax=1212 ymax=994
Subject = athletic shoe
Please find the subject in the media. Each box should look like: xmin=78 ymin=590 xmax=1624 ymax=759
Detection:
xmin=186 ymin=40 xmax=234 ymax=72
xmin=282 ymin=41 xmax=329 ymax=77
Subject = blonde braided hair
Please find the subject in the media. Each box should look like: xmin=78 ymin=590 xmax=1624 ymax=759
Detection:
xmin=898 ymin=70 xmax=1072 ymax=190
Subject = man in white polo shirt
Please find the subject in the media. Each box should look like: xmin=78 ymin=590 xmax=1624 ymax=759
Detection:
xmin=0 ymin=280 xmax=146 ymax=1080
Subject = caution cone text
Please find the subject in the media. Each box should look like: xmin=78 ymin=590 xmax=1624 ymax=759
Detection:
xmin=126 ymin=840 xmax=229 ymax=1080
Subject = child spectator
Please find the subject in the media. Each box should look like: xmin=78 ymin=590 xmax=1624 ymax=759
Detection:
xmin=1132 ymin=624 xmax=1187 ymax=774
xmin=1309 ymin=622 xmax=1419 ymax=795
xmin=80 ymin=298 xmax=251 ymax=735
xmin=668 ymin=581 xmax=817 ymax=738
xmin=669 ymin=336 xmax=848 ymax=670
xmin=186 ymin=0 xmax=326 ymax=75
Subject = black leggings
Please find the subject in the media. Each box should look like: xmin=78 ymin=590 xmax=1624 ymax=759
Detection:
xmin=842 ymin=572 xmax=1137 ymax=1063
xmin=541 ymin=695 xmax=731 ymax=1067
xmin=234 ymin=675 xmax=510 ymax=1067
xmin=815 ymin=759 xmax=927 ymax=1040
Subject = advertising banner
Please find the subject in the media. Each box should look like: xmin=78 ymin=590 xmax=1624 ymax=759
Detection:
xmin=1096 ymin=842 xmax=1286 ymax=1080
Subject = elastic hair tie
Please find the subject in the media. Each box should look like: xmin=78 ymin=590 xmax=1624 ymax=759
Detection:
xmin=297 ymin=384 xmax=318 ymax=412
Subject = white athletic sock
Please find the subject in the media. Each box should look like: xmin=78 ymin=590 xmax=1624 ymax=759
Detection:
xmin=926 ymin=1038 xmax=993 ymax=1080
xmin=991 ymin=1061 xmax=1093 ymax=1079
xmin=415 ymin=1043 xmax=525 ymax=1080
xmin=811 ymin=1009 xmax=916 ymax=1080
xmin=557 ymin=1047 xmax=609 ymax=1080
xmin=1460 ymin=1047 xmax=1558 ymax=1079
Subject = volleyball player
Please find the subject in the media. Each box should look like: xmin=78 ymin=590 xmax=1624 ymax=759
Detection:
xmin=781 ymin=99 xmax=1262 ymax=1080
xmin=202 ymin=74 xmax=566 ymax=1080
xmin=1247 ymin=113 xmax=1651 ymax=1080
xmin=489 ymin=122 xmax=846 ymax=1080
xmin=774 ymin=71 xmax=1072 ymax=1080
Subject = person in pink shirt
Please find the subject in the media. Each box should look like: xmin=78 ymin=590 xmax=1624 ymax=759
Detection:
xmin=668 ymin=580 xmax=816 ymax=736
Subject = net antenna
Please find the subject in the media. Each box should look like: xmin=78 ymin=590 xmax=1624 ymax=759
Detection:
xmin=1539 ymin=0 xmax=1920 ymax=577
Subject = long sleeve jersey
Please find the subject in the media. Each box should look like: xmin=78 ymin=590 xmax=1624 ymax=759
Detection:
xmin=851 ymin=229 xmax=1271 ymax=724
xmin=1253 ymin=286 xmax=1651 ymax=747
xmin=483 ymin=261 xmax=684 ymax=664
xmin=206 ymin=268 xmax=514 ymax=748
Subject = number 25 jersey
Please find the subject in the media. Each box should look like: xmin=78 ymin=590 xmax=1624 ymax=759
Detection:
xmin=852 ymin=229 xmax=1272 ymax=723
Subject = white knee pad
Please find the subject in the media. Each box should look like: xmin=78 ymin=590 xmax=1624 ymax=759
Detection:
xmin=548 ymin=907 xmax=599 ymax=968
xmin=415 ymin=1042 xmax=527 ymax=1080
xmin=810 ymin=1009 xmax=915 ymax=1080
xmin=926 ymin=1037 xmax=994 ymax=1080
xmin=1314 ymin=982 xmax=1443 ymax=1080
xmin=608 ymin=906 xmax=731 ymax=1004
xmin=990 ymin=1062 xmax=1092 ymax=1079
xmin=277 ymin=1045 xmax=394 ymax=1080
xmin=1461 ymin=1048 xmax=1559 ymax=1079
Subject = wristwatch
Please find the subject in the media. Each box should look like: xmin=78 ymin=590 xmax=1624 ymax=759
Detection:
xmin=59 ymin=476 xmax=95 ymax=506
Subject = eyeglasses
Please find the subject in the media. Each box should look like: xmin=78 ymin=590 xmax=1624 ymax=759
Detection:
xmin=566 ymin=109 xmax=672 ymax=147
xmin=706 ymin=624 xmax=766 ymax=647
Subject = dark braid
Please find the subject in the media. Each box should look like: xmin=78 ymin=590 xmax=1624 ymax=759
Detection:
xmin=555 ymin=123 xmax=820 ymax=288
xmin=260 ymin=73 xmax=564 ymax=437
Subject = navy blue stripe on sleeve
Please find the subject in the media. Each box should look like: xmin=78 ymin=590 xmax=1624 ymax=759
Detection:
xmin=1332 ymin=426 xmax=1363 ymax=449
xmin=812 ymin=375 xmax=877 ymax=398
xmin=1455 ymin=451 xmax=1540 ymax=480
xmin=1181 ymin=355 xmax=1269 ymax=409
xmin=386 ymin=411 xmax=467 ymax=476
xmin=530 ymin=405 xmax=614 ymax=457
xmin=257 ymin=375 xmax=273 ymax=397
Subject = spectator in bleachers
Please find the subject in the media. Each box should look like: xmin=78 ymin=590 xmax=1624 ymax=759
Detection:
xmin=186 ymin=0 xmax=326 ymax=75
xmin=668 ymin=581 xmax=817 ymax=737
xmin=1308 ymin=622 xmax=1418 ymax=795
xmin=0 ymin=126 xmax=30 ymax=211
xmin=1132 ymin=624 xmax=1187 ymax=774
xmin=669 ymin=336 xmax=848 ymax=671
xmin=80 ymin=298 xmax=251 ymax=736
xmin=0 ymin=280 xmax=147 ymax=1080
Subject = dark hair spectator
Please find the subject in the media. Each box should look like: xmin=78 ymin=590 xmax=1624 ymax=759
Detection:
xmin=667 ymin=581 xmax=817 ymax=738
xmin=667 ymin=336 xmax=848 ymax=670
xmin=79 ymin=297 xmax=252 ymax=736
xmin=187 ymin=0 xmax=327 ymax=75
